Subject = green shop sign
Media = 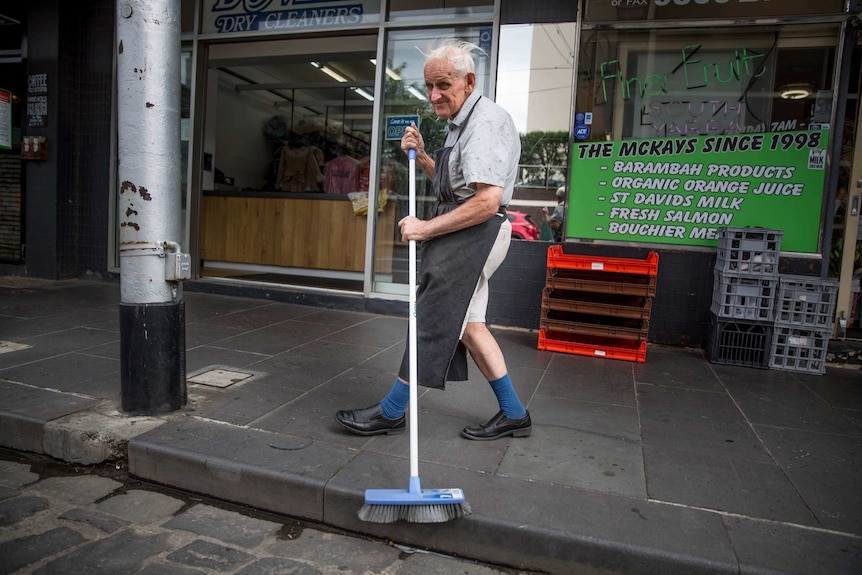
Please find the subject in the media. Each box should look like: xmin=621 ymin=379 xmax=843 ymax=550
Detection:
xmin=568 ymin=130 xmax=828 ymax=253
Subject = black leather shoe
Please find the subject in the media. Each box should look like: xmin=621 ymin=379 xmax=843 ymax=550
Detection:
xmin=335 ymin=404 xmax=405 ymax=436
xmin=461 ymin=410 xmax=531 ymax=441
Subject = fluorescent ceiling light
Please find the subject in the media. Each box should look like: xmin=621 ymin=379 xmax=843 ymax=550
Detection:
xmin=352 ymin=87 xmax=374 ymax=101
xmin=407 ymin=85 xmax=427 ymax=101
xmin=370 ymin=59 xmax=401 ymax=81
xmin=311 ymin=61 xmax=348 ymax=83
xmin=779 ymin=83 xmax=813 ymax=100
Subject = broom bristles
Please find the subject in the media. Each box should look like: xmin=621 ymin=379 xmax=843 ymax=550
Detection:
xmin=358 ymin=500 xmax=472 ymax=524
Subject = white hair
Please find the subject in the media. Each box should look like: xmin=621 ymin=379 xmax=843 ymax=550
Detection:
xmin=421 ymin=39 xmax=485 ymax=77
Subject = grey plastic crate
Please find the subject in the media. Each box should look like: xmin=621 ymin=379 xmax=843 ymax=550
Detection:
xmin=774 ymin=275 xmax=838 ymax=329
xmin=711 ymin=270 xmax=777 ymax=321
xmin=715 ymin=227 xmax=782 ymax=277
xmin=705 ymin=312 xmax=771 ymax=369
xmin=768 ymin=325 xmax=829 ymax=375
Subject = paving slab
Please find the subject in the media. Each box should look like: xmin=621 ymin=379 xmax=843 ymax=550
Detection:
xmin=0 ymin=495 xmax=51 ymax=527
xmin=59 ymin=507 xmax=130 ymax=533
xmin=22 ymin=475 xmax=122 ymax=506
xmin=163 ymin=504 xmax=282 ymax=549
xmin=96 ymin=490 xmax=186 ymax=524
xmin=262 ymin=527 xmax=401 ymax=574
xmin=165 ymin=539 xmax=255 ymax=572
xmin=724 ymin=516 xmax=862 ymax=575
xmin=32 ymin=529 xmax=171 ymax=574
xmin=0 ymin=526 xmax=86 ymax=574
xmin=0 ymin=460 xmax=39 ymax=488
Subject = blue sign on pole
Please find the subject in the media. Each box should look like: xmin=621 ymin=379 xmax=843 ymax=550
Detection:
xmin=385 ymin=115 xmax=420 ymax=141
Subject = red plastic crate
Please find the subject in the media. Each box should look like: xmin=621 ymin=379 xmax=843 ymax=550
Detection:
xmin=545 ymin=268 xmax=657 ymax=297
xmin=540 ymin=309 xmax=650 ymax=341
xmin=542 ymin=287 xmax=652 ymax=320
xmin=546 ymin=245 xmax=659 ymax=276
xmin=538 ymin=329 xmax=647 ymax=363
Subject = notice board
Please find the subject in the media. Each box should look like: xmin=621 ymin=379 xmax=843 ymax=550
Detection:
xmin=567 ymin=129 xmax=828 ymax=253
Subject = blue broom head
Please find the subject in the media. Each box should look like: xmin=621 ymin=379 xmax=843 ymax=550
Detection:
xmin=359 ymin=477 xmax=471 ymax=523
xmin=365 ymin=476 xmax=465 ymax=505
xmin=364 ymin=486 xmax=466 ymax=506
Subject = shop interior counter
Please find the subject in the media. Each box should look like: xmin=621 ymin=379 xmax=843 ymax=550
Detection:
xmin=201 ymin=189 xmax=395 ymax=273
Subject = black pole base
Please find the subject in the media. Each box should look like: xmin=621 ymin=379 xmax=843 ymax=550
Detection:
xmin=120 ymin=300 xmax=186 ymax=416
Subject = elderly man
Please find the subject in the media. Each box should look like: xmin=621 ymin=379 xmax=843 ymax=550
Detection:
xmin=336 ymin=39 xmax=530 ymax=441
xmin=543 ymin=186 xmax=566 ymax=242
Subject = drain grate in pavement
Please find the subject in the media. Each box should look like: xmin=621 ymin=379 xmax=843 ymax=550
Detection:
xmin=188 ymin=369 xmax=253 ymax=388
xmin=0 ymin=341 xmax=32 ymax=354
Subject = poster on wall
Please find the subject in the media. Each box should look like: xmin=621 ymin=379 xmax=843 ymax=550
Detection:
xmin=27 ymin=73 xmax=47 ymax=128
xmin=567 ymin=129 xmax=828 ymax=253
xmin=0 ymin=89 xmax=10 ymax=150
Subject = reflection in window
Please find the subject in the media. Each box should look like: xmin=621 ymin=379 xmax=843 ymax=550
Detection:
xmin=371 ymin=27 xmax=492 ymax=295
xmin=568 ymin=24 xmax=840 ymax=252
xmin=576 ymin=25 xmax=838 ymax=141
xmin=498 ymin=24 xmax=576 ymax=241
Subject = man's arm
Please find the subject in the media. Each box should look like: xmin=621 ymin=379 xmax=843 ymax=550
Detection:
xmin=543 ymin=207 xmax=561 ymax=231
xmin=413 ymin=148 xmax=435 ymax=179
xmin=400 ymin=123 xmax=434 ymax=178
xmin=399 ymin=183 xmax=502 ymax=242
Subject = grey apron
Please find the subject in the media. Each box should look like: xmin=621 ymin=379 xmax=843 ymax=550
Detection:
xmin=397 ymin=115 xmax=504 ymax=389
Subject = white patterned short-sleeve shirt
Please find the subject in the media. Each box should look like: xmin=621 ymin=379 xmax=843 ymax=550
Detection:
xmin=444 ymin=90 xmax=520 ymax=207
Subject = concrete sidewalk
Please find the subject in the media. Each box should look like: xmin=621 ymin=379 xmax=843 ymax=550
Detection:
xmin=0 ymin=276 xmax=860 ymax=575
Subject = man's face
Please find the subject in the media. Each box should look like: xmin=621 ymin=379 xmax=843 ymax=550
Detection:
xmin=424 ymin=59 xmax=475 ymax=120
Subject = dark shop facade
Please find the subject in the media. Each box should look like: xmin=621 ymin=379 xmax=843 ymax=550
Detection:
xmin=1 ymin=0 xmax=861 ymax=354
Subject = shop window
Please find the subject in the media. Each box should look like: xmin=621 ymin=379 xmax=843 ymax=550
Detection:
xmin=570 ymin=24 xmax=841 ymax=253
xmin=578 ymin=26 xmax=837 ymax=141
xmin=198 ymin=36 xmax=380 ymax=288
xmin=498 ymin=23 xmax=576 ymax=241
xmin=371 ymin=27 xmax=492 ymax=295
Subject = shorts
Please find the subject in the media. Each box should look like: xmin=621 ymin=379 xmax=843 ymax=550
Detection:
xmin=460 ymin=217 xmax=511 ymax=335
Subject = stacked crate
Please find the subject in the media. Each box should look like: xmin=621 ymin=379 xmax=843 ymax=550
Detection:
xmin=769 ymin=275 xmax=838 ymax=374
xmin=706 ymin=227 xmax=782 ymax=368
xmin=538 ymin=245 xmax=658 ymax=363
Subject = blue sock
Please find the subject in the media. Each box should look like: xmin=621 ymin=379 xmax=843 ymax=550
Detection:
xmin=380 ymin=378 xmax=409 ymax=419
xmin=489 ymin=374 xmax=527 ymax=419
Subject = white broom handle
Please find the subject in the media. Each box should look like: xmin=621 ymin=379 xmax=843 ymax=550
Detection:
xmin=408 ymin=148 xmax=419 ymax=479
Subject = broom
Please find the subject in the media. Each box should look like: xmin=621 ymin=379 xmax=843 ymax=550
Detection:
xmin=358 ymin=148 xmax=471 ymax=524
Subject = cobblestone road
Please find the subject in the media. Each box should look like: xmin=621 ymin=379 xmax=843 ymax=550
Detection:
xmin=0 ymin=450 xmax=541 ymax=575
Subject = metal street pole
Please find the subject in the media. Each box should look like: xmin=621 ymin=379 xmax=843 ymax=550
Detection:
xmin=116 ymin=0 xmax=189 ymax=415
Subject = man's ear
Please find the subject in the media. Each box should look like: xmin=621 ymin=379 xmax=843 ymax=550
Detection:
xmin=465 ymin=72 xmax=476 ymax=94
